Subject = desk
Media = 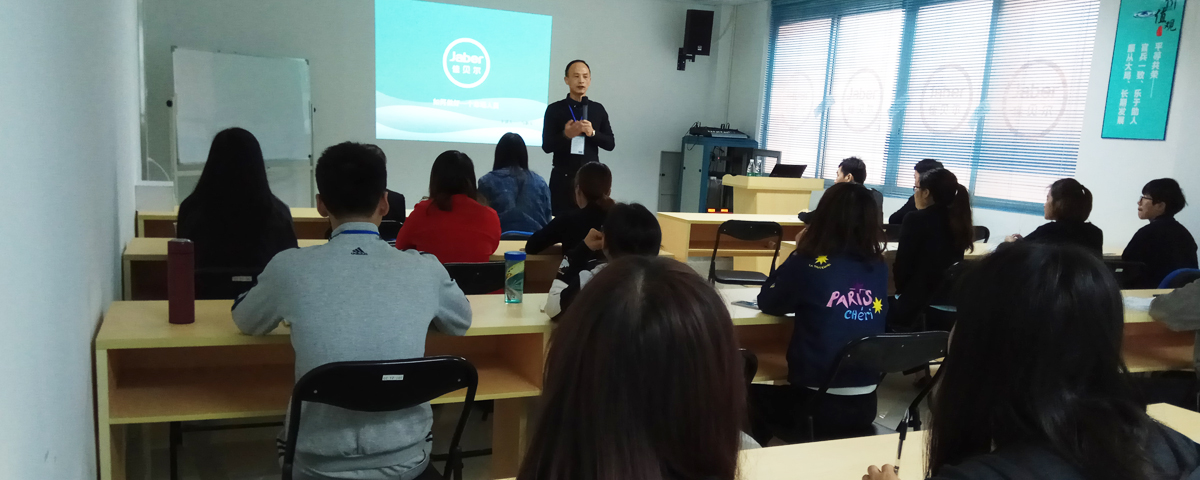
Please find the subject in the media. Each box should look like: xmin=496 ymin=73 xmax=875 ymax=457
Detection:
xmin=721 ymin=287 xmax=1192 ymax=379
xmin=137 ymin=208 xmax=334 ymax=239
xmin=120 ymin=239 xmax=609 ymax=300
xmin=94 ymin=295 xmax=552 ymax=480
xmin=721 ymin=175 xmax=825 ymax=215
xmin=658 ymin=212 xmax=804 ymax=274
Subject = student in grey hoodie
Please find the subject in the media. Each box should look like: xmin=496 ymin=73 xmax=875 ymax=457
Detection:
xmin=866 ymin=243 xmax=1200 ymax=480
xmin=1151 ymin=279 xmax=1200 ymax=374
xmin=233 ymin=142 xmax=472 ymax=480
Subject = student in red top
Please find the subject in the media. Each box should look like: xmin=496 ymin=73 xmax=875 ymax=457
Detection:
xmin=396 ymin=151 xmax=501 ymax=263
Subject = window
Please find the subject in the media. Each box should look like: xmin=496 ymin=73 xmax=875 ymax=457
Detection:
xmin=763 ymin=0 xmax=1100 ymax=212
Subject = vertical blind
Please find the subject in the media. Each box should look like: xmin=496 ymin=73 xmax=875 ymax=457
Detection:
xmin=763 ymin=0 xmax=1100 ymax=213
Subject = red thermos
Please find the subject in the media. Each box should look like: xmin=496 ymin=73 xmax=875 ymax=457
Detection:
xmin=168 ymin=238 xmax=195 ymax=325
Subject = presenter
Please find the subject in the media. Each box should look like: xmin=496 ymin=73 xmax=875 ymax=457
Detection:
xmin=542 ymin=59 xmax=615 ymax=216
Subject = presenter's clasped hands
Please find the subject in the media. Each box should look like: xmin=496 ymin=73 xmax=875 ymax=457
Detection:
xmin=563 ymin=120 xmax=595 ymax=138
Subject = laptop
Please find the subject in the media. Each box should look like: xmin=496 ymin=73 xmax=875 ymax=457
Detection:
xmin=769 ymin=164 xmax=807 ymax=178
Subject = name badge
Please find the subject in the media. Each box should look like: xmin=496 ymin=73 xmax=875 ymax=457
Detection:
xmin=570 ymin=135 xmax=585 ymax=155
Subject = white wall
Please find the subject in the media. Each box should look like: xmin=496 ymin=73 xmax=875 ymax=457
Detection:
xmin=742 ymin=0 xmax=1199 ymax=249
xmin=143 ymin=0 xmax=738 ymax=208
xmin=0 ymin=0 xmax=140 ymax=478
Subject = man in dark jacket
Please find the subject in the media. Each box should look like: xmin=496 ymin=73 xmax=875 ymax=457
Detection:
xmin=541 ymin=60 xmax=615 ymax=216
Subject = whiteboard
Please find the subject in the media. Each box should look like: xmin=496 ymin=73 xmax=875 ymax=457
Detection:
xmin=172 ymin=48 xmax=312 ymax=164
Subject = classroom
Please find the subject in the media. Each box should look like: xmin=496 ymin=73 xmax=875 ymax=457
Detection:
xmin=4 ymin=0 xmax=1200 ymax=479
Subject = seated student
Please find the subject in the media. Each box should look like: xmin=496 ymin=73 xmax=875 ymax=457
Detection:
xmin=888 ymin=158 xmax=944 ymax=225
xmin=478 ymin=133 xmax=552 ymax=233
xmin=1004 ymin=178 xmax=1103 ymax=255
xmin=395 ymin=151 xmax=501 ymax=263
xmin=798 ymin=157 xmax=883 ymax=222
xmin=1152 ymin=278 xmax=1200 ymax=375
xmin=525 ymin=162 xmax=614 ymax=254
xmin=177 ymin=127 xmax=298 ymax=297
xmin=362 ymin=144 xmax=407 ymax=225
xmin=544 ymin=202 xmax=661 ymax=319
xmin=518 ymin=256 xmax=752 ymax=480
xmin=890 ymin=168 xmax=974 ymax=332
xmin=232 ymin=142 xmax=472 ymax=480
xmin=1124 ymin=178 xmax=1198 ymax=288
xmin=866 ymin=242 xmax=1200 ymax=480
xmin=753 ymin=182 xmax=888 ymax=442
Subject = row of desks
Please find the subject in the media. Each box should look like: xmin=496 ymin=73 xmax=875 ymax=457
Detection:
xmin=94 ymin=286 xmax=1190 ymax=480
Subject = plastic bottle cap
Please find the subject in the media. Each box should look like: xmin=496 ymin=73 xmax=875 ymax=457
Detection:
xmin=504 ymin=251 xmax=527 ymax=261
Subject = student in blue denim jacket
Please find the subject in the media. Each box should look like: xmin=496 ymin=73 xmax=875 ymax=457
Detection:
xmin=478 ymin=133 xmax=552 ymax=233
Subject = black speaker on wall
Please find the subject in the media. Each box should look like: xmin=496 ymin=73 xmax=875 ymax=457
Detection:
xmin=678 ymin=9 xmax=714 ymax=71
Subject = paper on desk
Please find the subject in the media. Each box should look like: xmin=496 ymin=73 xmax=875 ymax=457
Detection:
xmin=1124 ymin=296 xmax=1154 ymax=312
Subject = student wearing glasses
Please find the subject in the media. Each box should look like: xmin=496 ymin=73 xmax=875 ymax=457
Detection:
xmin=1123 ymin=178 xmax=1198 ymax=288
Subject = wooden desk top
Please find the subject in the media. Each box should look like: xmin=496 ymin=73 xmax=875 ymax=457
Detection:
xmin=96 ymin=294 xmax=553 ymax=350
xmin=721 ymin=175 xmax=826 ymax=191
xmin=137 ymin=208 xmax=416 ymax=222
xmin=658 ymin=212 xmax=805 ymax=225
xmin=125 ymin=238 xmax=669 ymax=262
xmin=1124 ymin=289 xmax=1173 ymax=323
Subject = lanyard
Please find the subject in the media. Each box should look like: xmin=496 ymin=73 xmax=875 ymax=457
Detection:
xmin=569 ymin=104 xmax=578 ymax=122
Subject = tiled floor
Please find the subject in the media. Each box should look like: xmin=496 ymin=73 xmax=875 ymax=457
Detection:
xmin=127 ymin=258 xmax=927 ymax=479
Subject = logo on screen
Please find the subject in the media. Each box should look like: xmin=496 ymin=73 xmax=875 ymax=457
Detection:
xmin=443 ymin=38 xmax=491 ymax=89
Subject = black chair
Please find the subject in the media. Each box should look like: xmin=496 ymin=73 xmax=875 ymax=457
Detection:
xmin=194 ymin=267 xmax=261 ymax=300
xmin=1104 ymin=260 xmax=1149 ymax=289
xmin=1160 ymin=268 xmax=1200 ymax=289
xmin=740 ymin=348 xmax=759 ymax=386
xmin=282 ymin=356 xmax=478 ymax=480
xmin=443 ymin=262 xmax=507 ymax=294
xmin=499 ymin=230 xmax=533 ymax=241
xmin=973 ymin=226 xmax=991 ymax=243
xmin=883 ymin=224 xmax=902 ymax=242
xmin=802 ymin=332 xmax=949 ymax=442
xmin=707 ymin=221 xmax=784 ymax=286
xmin=379 ymin=220 xmax=403 ymax=241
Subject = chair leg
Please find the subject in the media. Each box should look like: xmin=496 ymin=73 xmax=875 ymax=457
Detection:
xmin=169 ymin=421 xmax=182 ymax=480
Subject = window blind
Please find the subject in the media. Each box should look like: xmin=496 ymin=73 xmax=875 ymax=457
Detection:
xmin=763 ymin=0 xmax=1100 ymax=213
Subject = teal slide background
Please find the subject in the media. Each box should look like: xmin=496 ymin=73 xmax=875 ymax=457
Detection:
xmin=375 ymin=0 xmax=552 ymax=145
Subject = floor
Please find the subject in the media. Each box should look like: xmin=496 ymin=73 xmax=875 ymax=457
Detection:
xmin=125 ymin=258 xmax=928 ymax=480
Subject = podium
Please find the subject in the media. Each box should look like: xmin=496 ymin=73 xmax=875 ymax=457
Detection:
xmin=722 ymin=175 xmax=826 ymax=215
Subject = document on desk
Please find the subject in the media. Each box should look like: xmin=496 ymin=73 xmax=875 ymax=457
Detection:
xmin=1124 ymin=296 xmax=1154 ymax=312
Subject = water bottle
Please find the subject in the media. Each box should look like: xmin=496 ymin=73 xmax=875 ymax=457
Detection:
xmin=167 ymin=238 xmax=195 ymax=324
xmin=504 ymin=251 xmax=526 ymax=304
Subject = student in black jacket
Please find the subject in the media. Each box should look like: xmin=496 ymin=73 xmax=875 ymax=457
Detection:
xmin=887 ymin=158 xmax=944 ymax=225
xmin=752 ymin=182 xmax=889 ymax=442
xmin=543 ymin=203 xmax=661 ymax=319
xmin=866 ymin=243 xmax=1200 ymax=480
xmin=525 ymin=162 xmax=614 ymax=254
xmin=177 ymin=128 xmax=297 ymax=298
xmin=797 ymin=157 xmax=883 ymax=223
xmin=889 ymin=168 xmax=974 ymax=332
xmin=1005 ymin=178 xmax=1103 ymax=255
xmin=1124 ymin=178 xmax=1199 ymax=288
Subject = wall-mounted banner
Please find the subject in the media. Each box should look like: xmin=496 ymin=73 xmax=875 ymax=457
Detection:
xmin=1101 ymin=0 xmax=1187 ymax=140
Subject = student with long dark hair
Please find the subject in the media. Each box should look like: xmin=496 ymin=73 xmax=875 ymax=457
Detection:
xmin=888 ymin=159 xmax=944 ymax=225
xmin=1124 ymin=178 xmax=1198 ymax=288
xmin=753 ymin=182 xmax=888 ymax=442
xmin=477 ymin=133 xmax=552 ymax=233
xmin=519 ymin=256 xmax=747 ymax=480
xmin=525 ymin=162 xmax=614 ymax=254
xmin=889 ymin=168 xmax=973 ymax=331
xmin=177 ymin=128 xmax=297 ymax=291
xmin=363 ymin=144 xmax=406 ymax=225
xmin=865 ymin=242 xmax=1200 ymax=480
xmin=1005 ymin=178 xmax=1102 ymax=255
xmin=395 ymin=150 xmax=500 ymax=263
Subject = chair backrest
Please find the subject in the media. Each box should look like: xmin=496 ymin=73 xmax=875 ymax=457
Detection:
xmin=817 ymin=332 xmax=949 ymax=396
xmin=443 ymin=261 xmax=507 ymax=294
xmin=740 ymin=348 xmax=759 ymax=386
xmin=283 ymin=356 xmax=478 ymax=480
xmin=500 ymin=231 xmax=533 ymax=241
xmin=379 ymin=220 xmax=403 ymax=241
xmin=194 ymin=267 xmax=261 ymax=300
xmin=1161 ymin=268 xmax=1200 ymax=289
xmin=973 ymin=226 xmax=990 ymax=243
xmin=1104 ymin=260 xmax=1149 ymax=290
xmin=709 ymin=221 xmax=784 ymax=278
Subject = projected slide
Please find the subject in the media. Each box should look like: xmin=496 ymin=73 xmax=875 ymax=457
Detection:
xmin=375 ymin=0 xmax=552 ymax=146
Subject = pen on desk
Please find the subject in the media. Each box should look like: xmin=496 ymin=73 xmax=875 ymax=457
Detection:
xmin=894 ymin=414 xmax=908 ymax=475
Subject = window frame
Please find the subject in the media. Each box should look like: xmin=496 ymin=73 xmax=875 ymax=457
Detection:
xmin=763 ymin=0 xmax=1093 ymax=215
